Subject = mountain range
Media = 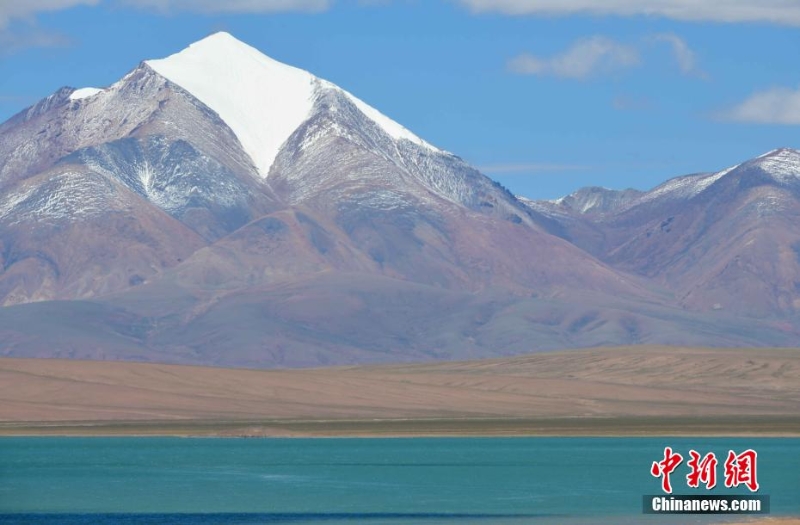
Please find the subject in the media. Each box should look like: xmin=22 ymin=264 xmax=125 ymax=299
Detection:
xmin=524 ymin=148 xmax=800 ymax=318
xmin=0 ymin=32 xmax=797 ymax=368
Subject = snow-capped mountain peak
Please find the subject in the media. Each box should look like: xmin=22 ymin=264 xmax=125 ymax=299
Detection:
xmin=747 ymin=147 xmax=800 ymax=183
xmin=146 ymin=32 xmax=317 ymax=178
xmin=146 ymin=32 xmax=438 ymax=178
xmin=632 ymin=148 xmax=798 ymax=205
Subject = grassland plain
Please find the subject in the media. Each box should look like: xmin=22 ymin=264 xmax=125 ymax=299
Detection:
xmin=2 ymin=345 xmax=799 ymax=436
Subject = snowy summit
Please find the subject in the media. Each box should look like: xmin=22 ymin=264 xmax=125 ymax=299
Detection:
xmin=146 ymin=32 xmax=437 ymax=178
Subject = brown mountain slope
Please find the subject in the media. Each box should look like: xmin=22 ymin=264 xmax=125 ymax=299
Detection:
xmin=528 ymin=148 xmax=800 ymax=318
xmin=3 ymin=34 xmax=800 ymax=367
xmin=0 ymin=33 xmax=693 ymax=368
xmin=0 ymin=166 xmax=207 ymax=305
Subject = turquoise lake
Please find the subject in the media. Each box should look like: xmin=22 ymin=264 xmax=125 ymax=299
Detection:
xmin=0 ymin=437 xmax=798 ymax=524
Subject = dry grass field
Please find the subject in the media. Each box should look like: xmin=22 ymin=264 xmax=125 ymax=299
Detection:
xmin=2 ymin=345 xmax=799 ymax=436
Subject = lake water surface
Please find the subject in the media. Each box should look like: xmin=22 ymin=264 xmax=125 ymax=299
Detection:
xmin=1 ymin=437 xmax=798 ymax=524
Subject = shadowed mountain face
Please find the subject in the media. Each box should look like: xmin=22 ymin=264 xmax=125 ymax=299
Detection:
xmin=0 ymin=33 xmax=798 ymax=368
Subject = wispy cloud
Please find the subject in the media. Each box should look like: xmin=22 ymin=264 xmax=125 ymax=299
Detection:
xmin=1 ymin=0 xmax=352 ymax=21
xmin=0 ymin=0 xmax=335 ymax=54
xmin=0 ymin=0 xmax=99 ymax=28
xmin=478 ymin=163 xmax=591 ymax=174
xmin=456 ymin=0 xmax=800 ymax=26
xmin=121 ymin=0 xmax=332 ymax=14
xmin=509 ymin=33 xmax=705 ymax=83
xmin=0 ymin=1 xmax=96 ymax=54
xmin=0 ymin=27 xmax=71 ymax=55
xmin=650 ymin=32 xmax=707 ymax=79
xmin=507 ymin=36 xmax=639 ymax=80
xmin=720 ymin=86 xmax=800 ymax=125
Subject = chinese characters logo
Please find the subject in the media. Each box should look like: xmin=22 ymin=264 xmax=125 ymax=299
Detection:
xmin=651 ymin=447 xmax=759 ymax=493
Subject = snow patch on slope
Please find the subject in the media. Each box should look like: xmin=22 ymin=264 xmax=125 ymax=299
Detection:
xmin=320 ymin=79 xmax=439 ymax=152
xmin=641 ymin=168 xmax=731 ymax=203
xmin=0 ymin=172 xmax=117 ymax=225
xmin=517 ymin=196 xmax=571 ymax=219
xmin=69 ymin=87 xmax=102 ymax=101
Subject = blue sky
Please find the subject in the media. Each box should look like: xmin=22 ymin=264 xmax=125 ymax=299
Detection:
xmin=1 ymin=1 xmax=799 ymax=200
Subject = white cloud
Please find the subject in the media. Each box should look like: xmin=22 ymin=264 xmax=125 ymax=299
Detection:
xmin=508 ymin=36 xmax=639 ymax=79
xmin=457 ymin=0 xmax=800 ymax=26
xmin=0 ymin=1 xmax=93 ymax=54
xmin=0 ymin=0 xmax=332 ymax=54
xmin=123 ymin=0 xmax=332 ymax=14
xmin=0 ymin=0 xmax=99 ymax=28
xmin=509 ymin=33 xmax=707 ymax=82
xmin=651 ymin=32 xmax=706 ymax=78
xmin=721 ymin=87 xmax=800 ymax=125
xmin=0 ymin=27 xmax=71 ymax=55
xmin=1 ymin=0 xmax=334 ymax=25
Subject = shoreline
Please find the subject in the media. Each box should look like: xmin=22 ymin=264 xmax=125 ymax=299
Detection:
xmin=3 ymin=415 xmax=800 ymax=438
xmin=728 ymin=516 xmax=800 ymax=525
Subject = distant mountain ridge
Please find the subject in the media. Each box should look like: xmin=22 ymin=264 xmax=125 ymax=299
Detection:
xmin=524 ymin=148 xmax=800 ymax=318
xmin=0 ymin=33 xmax=798 ymax=368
